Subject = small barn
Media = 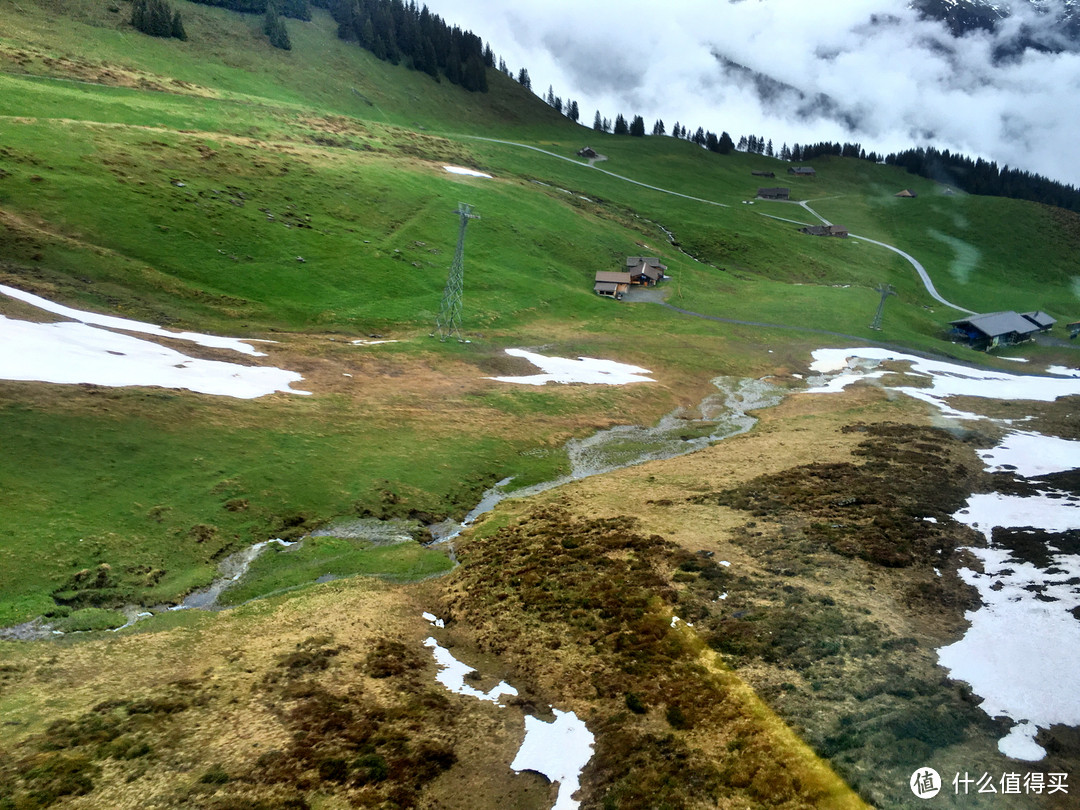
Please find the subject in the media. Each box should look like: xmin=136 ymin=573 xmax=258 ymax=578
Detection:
xmin=949 ymin=311 xmax=1044 ymax=348
xmin=800 ymin=224 xmax=848 ymax=238
xmin=577 ymin=146 xmax=598 ymax=159
xmin=788 ymin=166 xmax=816 ymax=176
xmin=1067 ymin=321 xmax=1080 ymax=339
xmin=752 ymin=171 xmax=776 ymax=178
xmin=895 ymin=189 xmax=918 ymax=198
xmin=758 ymin=187 xmax=790 ymax=200
xmin=625 ymin=257 xmax=667 ymax=286
xmin=594 ymin=271 xmax=631 ymax=298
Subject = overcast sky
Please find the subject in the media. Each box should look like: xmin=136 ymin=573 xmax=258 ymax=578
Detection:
xmin=421 ymin=0 xmax=1080 ymax=186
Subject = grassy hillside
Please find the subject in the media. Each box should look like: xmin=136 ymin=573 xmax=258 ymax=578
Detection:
xmin=1 ymin=0 xmax=1079 ymax=626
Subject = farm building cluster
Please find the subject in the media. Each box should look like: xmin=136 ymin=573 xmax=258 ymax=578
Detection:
xmin=949 ymin=311 xmax=1057 ymax=348
xmin=594 ymin=257 xmax=668 ymax=299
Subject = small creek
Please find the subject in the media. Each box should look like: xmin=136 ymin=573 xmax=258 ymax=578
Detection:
xmin=2 ymin=375 xmax=784 ymax=639
xmin=428 ymin=375 xmax=784 ymax=542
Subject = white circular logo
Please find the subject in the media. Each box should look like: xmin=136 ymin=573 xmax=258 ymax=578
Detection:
xmin=910 ymin=767 xmax=942 ymax=799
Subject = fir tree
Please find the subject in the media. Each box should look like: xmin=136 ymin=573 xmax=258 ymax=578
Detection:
xmin=593 ymin=110 xmax=603 ymax=132
xmin=264 ymin=3 xmax=292 ymax=49
xmin=613 ymin=114 xmax=629 ymax=135
xmin=652 ymin=119 xmax=665 ymax=136
xmin=718 ymin=131 xmax=734 ymax=154
xmin=517 ymin=67 xmax=531 ymax=90
xmin=629 ymin=115 xmax=645 ymax=137
xmin=567 ymin=100 xmax=579 ymax=123
xmin=171 ymin=10 xmax=187 ymax=39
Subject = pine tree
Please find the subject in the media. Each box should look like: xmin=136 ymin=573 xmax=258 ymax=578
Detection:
xmin=629 ymin=115 xmax=645 ymax=137
xmin=693 ymin=127 xmax=705 ymax=145
xmin=766 ymin=139 xmax=774 ymax=157
xmin=567 ymin=100 xmax=579 ymax=123
xmin=602 ymin=117 xmax=611 ymax=133
xmin=171 ymin=10 xmax=187 ymax=39
xmin=705 ymin=131 xmax=719 ymax=152
xmin=593 ymin=110 xmax=603 ymax=132
xmin=780 ymin=143 xmax=791 ymax=161
xmin=651 ymin=119 xmax=665 ymax=136
xmin=671 ymin=121 xmax=681 ymax=137
xmin=718 ymin=131 xmax=734 ymax=154
xmin=264 ymin=3 xmax=292 ymax=49
xmin=737 ymin=135 xmax=748 ymax=151
xmin=517 ymin=67 xmax=531 ymax=90
xmin=613 ymin=114 xmax=629 ymax=135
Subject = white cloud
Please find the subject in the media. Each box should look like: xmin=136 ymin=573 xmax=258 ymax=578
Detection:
xmin=423 ymin=0 xmax=1080 ymax=185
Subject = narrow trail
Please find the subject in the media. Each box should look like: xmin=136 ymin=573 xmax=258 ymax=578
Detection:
xmin=461 ymin=135 xmax=729 ymax=207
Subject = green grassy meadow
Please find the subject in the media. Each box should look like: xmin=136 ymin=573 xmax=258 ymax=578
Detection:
xmin=1 ymin=0 xmax=1079 ymax=625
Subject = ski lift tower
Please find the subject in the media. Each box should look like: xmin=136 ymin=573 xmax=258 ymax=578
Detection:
xmin=434 ymin=203 xmax=479 ymax=342
xmin=870 ymin=283 xmax=897 ymax=331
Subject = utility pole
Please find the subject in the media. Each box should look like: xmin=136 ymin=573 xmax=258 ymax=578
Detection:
xmin=870 ymin=283 xmax=897 ymax=331
xmin=434 ymin=203 xmax=479 ymax=342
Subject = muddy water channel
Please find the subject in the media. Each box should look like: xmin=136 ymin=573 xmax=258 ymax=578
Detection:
xmin=429 ymin=376 xmax=784 ymax=542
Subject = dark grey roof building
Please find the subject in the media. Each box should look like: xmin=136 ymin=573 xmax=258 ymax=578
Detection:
xmin=949 ymin=311 xmax=1048 ymax=347
xmin=758 ymin=187 xmax=790 ymax=200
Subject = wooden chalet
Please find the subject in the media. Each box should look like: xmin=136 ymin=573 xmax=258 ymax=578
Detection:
xmin=949 ymin=311 xmax=1055 ymax=348
xmin=800 ymin=224 xmax=848 ymax=238
xmin=788 ymin=166 xmax=816 ymax=176
xmin=625 ymin=256 xmax=667 ymax=286
xmin=594 ymin=271 xmax=631 ymax=298
xmin=758 ymin=187 xmax=790 ymax=200
xmin=577 ymin=146 xmax=599 ymax=159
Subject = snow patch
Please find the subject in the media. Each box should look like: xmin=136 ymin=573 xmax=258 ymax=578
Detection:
xmin=488 ymin=348 xmax=653 ymax=386
xmin=511 ymin=710 xmax=595 ymax=810
xmin=0 ymin=315 xmax=309 ymax=398
xmin=444 ymin=165 xmax=492 ymax=178
xmin=979 ymin=432 xmax=1080 ymax=477
xmin=424 ymin=638 xmax=518 ymax=704
xmin=1 ymin=284 xmax=268 ymax=355
xmin=805 ymin=348 xmax=1080 ymax=407
xmin=953 ymin=491 xmax=1080 ymax=542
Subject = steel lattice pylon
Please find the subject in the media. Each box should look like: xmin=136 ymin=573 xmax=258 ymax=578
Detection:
xmin=870 ymin=283 xmax=897 ymax=331
xmin=435 ymin=203 xmax=479 ymax=342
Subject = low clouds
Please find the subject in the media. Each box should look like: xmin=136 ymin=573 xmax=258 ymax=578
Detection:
xmin=421 ymin=0 xmax=1080 ymax=186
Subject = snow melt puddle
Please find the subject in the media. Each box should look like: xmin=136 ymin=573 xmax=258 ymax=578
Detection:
xmin=804 ymin=347 xmax=1080 ymax=760
xmin=431 ymin=376 xmax=783 ymax=541
xmin=424 ymin=622 xmax=594 ymax=810
xmin=488 ymin=348 xmax=653 ymax=385
xmin=0 ymin=285 xmax=309 ymax=398
xmin=444 ymin=165 xmax=492 ymax=178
